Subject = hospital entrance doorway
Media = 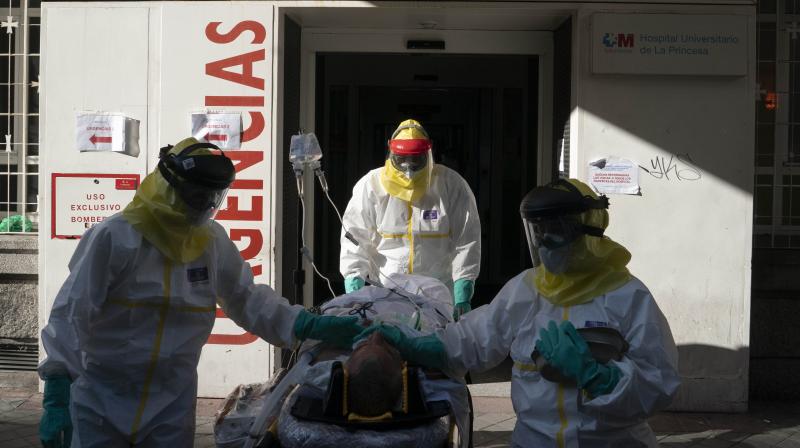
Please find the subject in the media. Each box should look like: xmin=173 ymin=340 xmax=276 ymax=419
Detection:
xmin=312 ymin=53 xmax=541 ymax=319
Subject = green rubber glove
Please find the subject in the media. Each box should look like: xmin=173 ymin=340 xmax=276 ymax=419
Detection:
xmin=40 ymin=375 xmax=72 ymax=448
xmin=453 ymin=279 xmax=474 ymax=321
xmin=355 ymin=324 xmax=448 ymax=371
xmin=535 ymin=320 xmax=622 ymax=397
xmin=293 ymin=310 xmax=363 ymax=349
xmin=344 ymin=276 xmax=365 ymax=293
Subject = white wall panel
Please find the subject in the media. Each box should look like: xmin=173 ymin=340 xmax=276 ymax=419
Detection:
xmin=573 ymin=4 xmax=755 ymax=411
xmin=41 ymin=2 xmax=278 ymax=398
xmin=39 ymin=5 xmax=150 ymax=359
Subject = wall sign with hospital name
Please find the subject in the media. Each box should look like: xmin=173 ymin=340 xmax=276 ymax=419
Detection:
xmin=75 ymin=113 xmax=140 ymax=156
xmin=51 ymin=173 xmax=140 ymax=239
xmin=592 ymin=13 xmax=748 ymax=76
xmin=191 ymin=112 xmax=242 ymax=150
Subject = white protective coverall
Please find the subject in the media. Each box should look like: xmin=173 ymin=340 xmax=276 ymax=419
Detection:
xmin=438 ymin=269 xmax=680 ymax=448
xmin=340 ymin=164 xmax=481 ymax=289
xmin=38 ymin=214 xmax=302 ymax=447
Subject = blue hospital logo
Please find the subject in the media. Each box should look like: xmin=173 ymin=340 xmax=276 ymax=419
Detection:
xmin=602 ymin=33 xmax=635 ymax=48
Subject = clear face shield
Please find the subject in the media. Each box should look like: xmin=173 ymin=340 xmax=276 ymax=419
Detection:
xmin=157 ymin=141 xmax=235 ymax=227
xmin=522 ymin=214 xmax=583 ymax=271
xmin=176 ymin=182 xmax=229 ymax=226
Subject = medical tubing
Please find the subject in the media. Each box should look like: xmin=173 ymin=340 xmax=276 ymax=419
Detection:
xmin=293 ymin=163 xmax=347 ymax=299
xmin=312 ymin=169 xmax=409 ymax=293
xmin=294 ymin=171 xmax=304 ymax=197
xmin=310 ymin=167 xmax=424 ymax=312
xmin=298 ymin=192 xmax=336 ymax=299
xmin=315 ymin=169 xmax=359 ymax=246
xmin=304 ymin=247 xmax=336 ymax=296
xmin=314 ymin=168 xmax=330 ymax=193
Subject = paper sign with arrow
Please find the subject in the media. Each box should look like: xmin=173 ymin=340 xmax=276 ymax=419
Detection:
xmin=89 ymin=134 xmax=113 ymax=145
xmin=75 ymin=113 xmax=140 ymax=157
xmin=191 ymin=112 xmax=241 ymax=150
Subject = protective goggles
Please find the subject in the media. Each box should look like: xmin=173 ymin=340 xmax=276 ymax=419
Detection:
xmin=390 ymin=152 xmax=429 ymax=176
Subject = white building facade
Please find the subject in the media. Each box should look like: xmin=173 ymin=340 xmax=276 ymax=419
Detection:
xmin=35 ymin=0 xmax=757 ymax=411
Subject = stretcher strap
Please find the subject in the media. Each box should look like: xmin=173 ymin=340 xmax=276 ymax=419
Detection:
xmin=347 ymin=411 xmax=393 ymax=422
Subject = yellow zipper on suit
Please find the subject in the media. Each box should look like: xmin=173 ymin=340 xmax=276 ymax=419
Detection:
xmin=407 ymin=202 xmax=414 ymax=273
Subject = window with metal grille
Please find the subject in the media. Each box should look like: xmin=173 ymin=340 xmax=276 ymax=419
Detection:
xmin=0 ymin=0 xmax=38 ymax=233
xmin=754 ymin=0 xmax=800 ymax=248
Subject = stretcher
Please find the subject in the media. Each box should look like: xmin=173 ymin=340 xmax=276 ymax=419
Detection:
xmin=213 ymin=275 xmax=473 ymax=448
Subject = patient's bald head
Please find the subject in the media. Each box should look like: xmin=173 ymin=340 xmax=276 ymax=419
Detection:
xmin=345 ymin=331 xmax=403 ymax=417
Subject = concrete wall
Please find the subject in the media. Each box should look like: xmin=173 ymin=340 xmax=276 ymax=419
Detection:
xmin=572 ymin=4 xmax=755 ymax=411
xmin=36 ymin=0 xmax=759 ymax=406
xmin=0 ymin=235 xmax=38 ymax=340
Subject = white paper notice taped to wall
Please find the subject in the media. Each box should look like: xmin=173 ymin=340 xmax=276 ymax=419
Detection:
xmin=76 ymin=113 xmax=140 ymax=157
xmin=588 ymin=157 xmax=640 ymax=195
xmin=191 ymin=112 xmax=242 ymax=150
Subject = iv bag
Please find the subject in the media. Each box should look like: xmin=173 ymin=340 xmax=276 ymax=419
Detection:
xmin=289 ymin=132 xmax=322 ymax=166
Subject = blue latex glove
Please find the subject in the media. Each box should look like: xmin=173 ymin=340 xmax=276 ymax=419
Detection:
xmin=40 ymin=375 xmax=72 ymax=448
xmin=293 ymin=310 xmax=363 ymax=349
xmin=356 ymin=324 xmax=448 ymax=371
xmin=535 ymin=320 xmax=622 ymax=397
xmin=344 ymin=276 xmax=365 ymax=293
xmin=453 ymin=279 xmax=474 ymax=321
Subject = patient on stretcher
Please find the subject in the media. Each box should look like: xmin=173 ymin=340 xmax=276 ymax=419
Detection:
xmin=213 ymin=274 xmax=471 ymax=448
xmin=345 ymin=332 xmax=404 ymax=418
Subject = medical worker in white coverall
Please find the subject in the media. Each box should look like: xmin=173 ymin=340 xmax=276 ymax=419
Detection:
xmin=37 ymin=137 xmax=362 ymax=448
xmin=358 ymin=178 xmax=680 ymax=447
xmin=340 ymin=119 xmax=481 ymax=320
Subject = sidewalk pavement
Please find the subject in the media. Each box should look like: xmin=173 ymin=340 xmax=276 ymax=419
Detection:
xmin=2 ymin=386 xmax=800 ymax=447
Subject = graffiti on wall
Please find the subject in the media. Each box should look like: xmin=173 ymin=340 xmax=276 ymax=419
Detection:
xmin=639 ymin=153 xmax=701 ymax=181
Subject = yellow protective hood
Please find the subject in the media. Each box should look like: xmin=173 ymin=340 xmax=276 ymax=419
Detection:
xmin=122 ymin=138 xmax=213 ymax=263
xmin=530 ymin=179 xmax=632 ymax=307
xmin=379 ymin=155 xmax=432 ymax=203
xmin=391 ymin=118 xmax=430 ymax=143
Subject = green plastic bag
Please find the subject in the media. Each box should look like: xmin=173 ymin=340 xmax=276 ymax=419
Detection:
xmin=0 ymin=214 xmax=33 ymax=232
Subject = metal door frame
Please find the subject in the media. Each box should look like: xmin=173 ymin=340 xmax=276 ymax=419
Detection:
xmin=286 ymin=13 xmax=555 ymax=305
